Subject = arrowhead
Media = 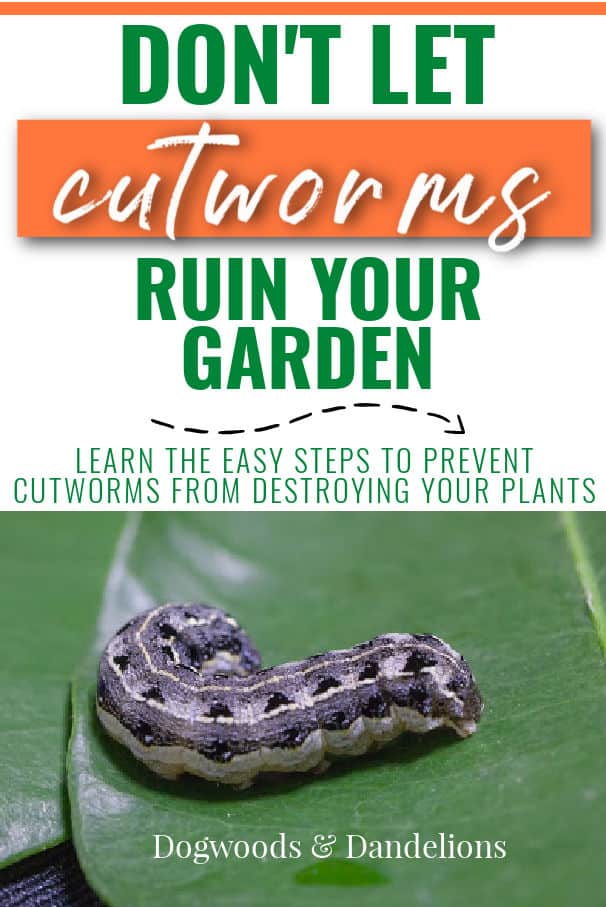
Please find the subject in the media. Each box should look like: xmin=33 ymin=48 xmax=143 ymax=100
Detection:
xmin=444 ymin=414 xmax=465 ymax=435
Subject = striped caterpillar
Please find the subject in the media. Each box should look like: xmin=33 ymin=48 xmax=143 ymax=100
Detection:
xmin=96 ymin=603 xmax=483 ymax=788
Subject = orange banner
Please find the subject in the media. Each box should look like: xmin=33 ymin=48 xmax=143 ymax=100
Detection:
xmin=17 ymin=119 xmax=590 ymax=239
xmin=3 ymin=3 xmax=606 ymax=13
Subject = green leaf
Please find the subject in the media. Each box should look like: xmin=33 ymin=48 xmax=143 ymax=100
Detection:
xmin=69 ymin=513 xmax=606 ymax=906
xmin=0 ymin=513 xmax=123 ymax=867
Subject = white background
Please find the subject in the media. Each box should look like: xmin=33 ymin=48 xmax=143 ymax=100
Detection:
xmin=0 ymin=11 xmax=603 ymax=509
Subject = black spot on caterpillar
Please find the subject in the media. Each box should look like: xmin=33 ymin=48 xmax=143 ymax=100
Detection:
xmin=206 ymin=701 xmax=232 ymax=718
xmin=96 ymin=603 xmax=483 ymax=788
xmin=313 ymin=676 xmax=341 ymax=695
xmin=265 ymin=691 xmax=293 ymax=713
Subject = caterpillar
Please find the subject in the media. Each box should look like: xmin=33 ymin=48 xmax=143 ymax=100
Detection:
xmin=96 ymin=603 xmax=483 ymax=788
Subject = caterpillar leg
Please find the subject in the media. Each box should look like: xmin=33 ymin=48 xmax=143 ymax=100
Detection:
xmin=231 ymin=778 xmax=255 ymax=791
xmin=146 ymin=760 xmax=183 ymax=781
xmin=311 ymin=758 xmax=331 ymax=776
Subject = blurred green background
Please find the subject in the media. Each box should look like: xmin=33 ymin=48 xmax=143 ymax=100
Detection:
xmin=0 ymin=514 xmax=123 ymax=865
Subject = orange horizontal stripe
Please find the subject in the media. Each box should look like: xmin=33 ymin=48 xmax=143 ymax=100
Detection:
xmin=2 ymin=3 xmax=606 ymax=15
xmin=17 ymin=119 xmax=591 ymax=239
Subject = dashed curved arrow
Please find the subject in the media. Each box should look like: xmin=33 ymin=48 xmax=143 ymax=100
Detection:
xmin=150 ymin=402 xmax=466 ymax=436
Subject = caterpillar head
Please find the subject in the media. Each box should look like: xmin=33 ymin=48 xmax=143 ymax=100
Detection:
xmin=385 ymin=633 xmax=484 ymax=738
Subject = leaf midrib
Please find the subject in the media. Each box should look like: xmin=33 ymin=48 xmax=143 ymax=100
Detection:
xmin=560 ymin=512 xmax=606 ymax=655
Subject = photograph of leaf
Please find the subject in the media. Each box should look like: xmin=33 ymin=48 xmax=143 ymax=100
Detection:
xmin=1 ymin=512 xmax=605 ymax=906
